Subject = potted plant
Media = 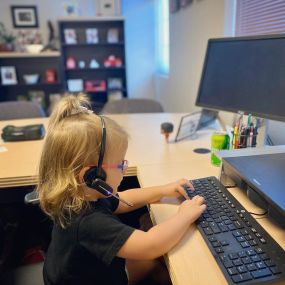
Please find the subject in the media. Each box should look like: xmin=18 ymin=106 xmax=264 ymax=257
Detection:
xmin=0 ymin=22 xmax=16 ymax=52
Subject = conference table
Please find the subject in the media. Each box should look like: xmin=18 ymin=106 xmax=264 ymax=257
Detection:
xmin=0 ymin=113 xmax=284 ymax=285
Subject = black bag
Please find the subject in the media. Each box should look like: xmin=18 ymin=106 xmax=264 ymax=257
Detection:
xmin=1 ymin=124 xmax=45 ymax=142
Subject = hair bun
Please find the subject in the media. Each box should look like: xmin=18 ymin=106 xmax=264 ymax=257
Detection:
xmin=48 ymin=93 xmax=91 ymax=129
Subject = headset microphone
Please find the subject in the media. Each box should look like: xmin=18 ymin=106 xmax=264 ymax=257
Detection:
xmin=91 ymin=179 xmax=133 ymax=207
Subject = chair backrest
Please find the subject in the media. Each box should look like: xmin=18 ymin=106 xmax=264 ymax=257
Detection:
xmin=0 ymin=101 xmax=46 ymax=121
xmin=101 ymin=98 xmax=164 ymax=114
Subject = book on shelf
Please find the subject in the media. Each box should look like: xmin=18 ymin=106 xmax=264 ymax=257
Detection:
xmin=107 ymin=28 xmax=119 ymax=43
xmin=64 ymin=29 xmax=77 ymax=44
xmin=86 ymin=28 xmax=99 ymax=44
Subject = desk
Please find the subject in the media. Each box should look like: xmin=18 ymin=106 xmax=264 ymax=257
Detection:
xmin=0 ymin=114 xmax=284 ymax=285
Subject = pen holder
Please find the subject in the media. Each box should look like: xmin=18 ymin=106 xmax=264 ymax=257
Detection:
xmin=232 ymin=133 xmax=258 ymax=149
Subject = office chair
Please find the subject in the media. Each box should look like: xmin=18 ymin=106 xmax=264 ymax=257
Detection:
xmin=0 ymin=101 xmax=46 ymax=121
xmin=101 ymin=98 xmax=164 ymax=114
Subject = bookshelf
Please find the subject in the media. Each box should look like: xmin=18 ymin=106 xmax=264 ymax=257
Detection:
xmin=0 ymin=52 xmax=63 ymax=111
xmin=58 ymin=18 xmax=128 ymax=112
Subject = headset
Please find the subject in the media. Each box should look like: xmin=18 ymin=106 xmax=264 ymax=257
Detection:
xmin=83 ymin=116 xmax=133 ymax=207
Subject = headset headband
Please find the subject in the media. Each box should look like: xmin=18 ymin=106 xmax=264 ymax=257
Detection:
xmin=97 ymin=116 xmax=106 ymax=170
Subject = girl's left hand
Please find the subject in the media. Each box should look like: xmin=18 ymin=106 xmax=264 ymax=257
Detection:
xmin=161 ymin=178 xmax=194 ymax=200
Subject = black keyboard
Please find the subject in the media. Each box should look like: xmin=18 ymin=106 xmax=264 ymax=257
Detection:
xmin=185 ymin=176 xmax=285 ymax=284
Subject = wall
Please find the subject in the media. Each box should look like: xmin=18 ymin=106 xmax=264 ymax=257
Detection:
xmin=155 ymin=0 xmax=225 ymax=114
xmin=0 ymin=0 xmax=156 ymax=100
xmin=122 ymin=0 xmax=156 ymax=99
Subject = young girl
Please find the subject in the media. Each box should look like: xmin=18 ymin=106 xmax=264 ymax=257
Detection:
xmin=37 ymin=94 xmax=206 ymax=285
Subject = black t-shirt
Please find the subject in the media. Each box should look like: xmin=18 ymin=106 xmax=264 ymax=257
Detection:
xmin=43 ymin=196 xmax=135 ymax=285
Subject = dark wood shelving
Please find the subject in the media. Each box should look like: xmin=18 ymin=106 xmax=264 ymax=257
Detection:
xmin=62 ymin=42 xmax=124 ymax=47
xmin=59 ymin=18 xmax=128 ymax=105
xmin=66 ymin=67 xmax=125 ymax=72
xmin=0 ymin=83 xmax=62 ymax=88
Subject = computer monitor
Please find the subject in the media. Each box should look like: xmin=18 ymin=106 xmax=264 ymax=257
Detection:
xmin=196 ymin=34 xmax=285 ymax=122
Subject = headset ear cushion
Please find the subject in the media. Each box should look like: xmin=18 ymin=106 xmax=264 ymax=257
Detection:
xmin=83 ymin=166 xmax=107 ymax=188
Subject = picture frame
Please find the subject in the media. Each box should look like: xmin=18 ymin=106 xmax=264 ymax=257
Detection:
xmin=107 ymin=28 xmax=119 ymax=43
xmin=11 ymin=6 xmax=38 ymax=28
xmin=64 ymin=29 xmax=77 ymax=44
xmin=86 ymin=28 xmax=99 ymax=44
xmin=0 ymin=66 xmax=18 ymax=85
xmin=175 ymin=112 xmax=202 ymax=142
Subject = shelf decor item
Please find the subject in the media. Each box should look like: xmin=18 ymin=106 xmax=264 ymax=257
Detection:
xmin=0 ymin=22 xmax=16 ymax=52
xmin=89 ymin=59 xmax=100 ymax=68
xmin=78 ymin=60 xmax=86 ymax=69
xmin=11 ymin=6 xmax=39 ymax=28
xmin=66 ymin=56 xmax=76 ymax=69
xmin=97 ymin=0 xmax=121 ymax=16
xmin=86 ymin=28 xmax=99 ymax=44
xmin=0 ymin=66 xmax=17 ymax=85
xmin=23 ymin=74 xmax=40 ymax=85
xmin=107 ymin=28 xmax=119 ymax=43
xmin=107 ymin=78 xmax=122 ymax=89
xmin=85 ymin=80 xmax=106 ymax=92
xmin=45 ymin=69 xmax=57 ymax=83
xmin=104 ymin=55 xmax=122 ymax=67
xmin=67 ymin=79 xmax=83 ymax=92
xmin=64 ymin=29 xmax=77 ymax=44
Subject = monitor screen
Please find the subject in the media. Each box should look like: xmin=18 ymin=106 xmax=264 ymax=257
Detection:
xmin=196 ymin=35 xmax=285 ymax=122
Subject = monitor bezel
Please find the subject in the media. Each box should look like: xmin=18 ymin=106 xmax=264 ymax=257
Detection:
xmin=195 ymin=34 xmax=285 ymax=122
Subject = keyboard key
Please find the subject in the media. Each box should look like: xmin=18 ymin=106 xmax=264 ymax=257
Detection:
xmin=246 ymin=263 xmax=257 ymax=271
xmin=251 ymin=255 xmax=261 ymax=262
xmin=229 ymin=253 xmax=239 ymax=260
xmin=251 ymin=268 xmax=272 ymax=279
xmin=242 ymin=257 xmax=252 ymax=264
xmin=228 ymin=267 xmax=238 ymax=275
xmin=237 ymin=265 xmax=248 ymax=273
xmin=232 ymin=272 xmax=252 ymax=283
xmin=233 ymin=259 xmax=243 ymax=266
xmin=256 ymin=261 xmax=266 ymax=269
xmin=238 ymin=251 xmax=247 ymax=258
xmin=265 ymin=260 xmax=276 ymax=267
xmin=241 ymin=241 xmax=250 ymax=248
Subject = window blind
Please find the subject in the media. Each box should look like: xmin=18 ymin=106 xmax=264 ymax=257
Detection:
xmin=236 ymin=0 xmax=285 ymax=36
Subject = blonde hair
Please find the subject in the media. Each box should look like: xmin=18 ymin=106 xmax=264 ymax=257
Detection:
xmin=36 ymin=93 xmax=127 ymax=228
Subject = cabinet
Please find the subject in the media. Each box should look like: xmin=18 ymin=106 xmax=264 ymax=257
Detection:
xmin=59 ymin=18 xmax=127 ymax=112
xmin=0 ymin=52 xmax=63 ymax=111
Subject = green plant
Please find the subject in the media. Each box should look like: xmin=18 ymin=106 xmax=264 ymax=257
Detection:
xmin=0 ymin=22 xmax=16 ymax=44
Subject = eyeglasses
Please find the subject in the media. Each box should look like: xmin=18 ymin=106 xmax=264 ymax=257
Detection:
xmin=102 ymin=160 xmax=129 ymax=174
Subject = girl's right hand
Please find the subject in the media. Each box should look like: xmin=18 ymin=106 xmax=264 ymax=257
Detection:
xmin=178 ymin=195 xmax=206 ymax=224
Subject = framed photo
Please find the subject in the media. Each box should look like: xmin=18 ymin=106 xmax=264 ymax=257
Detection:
xmin=86 ymin=28 xmax=99 ymax=44
xmin=107 ymin=28 xmax=119 ymax=43
xmin=64 ymin=29 xmax=77 ymax=44
xmin=175 ymin=112 xmax=202 ymax=142
xmin=0 ymin=66 xmax=17 ymax=85
xmin=11 ymin=6 xmax=38 ymax=28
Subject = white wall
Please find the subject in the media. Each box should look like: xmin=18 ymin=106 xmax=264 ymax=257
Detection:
xmin=122 ymin=0 xmax=156 ymax=99
xmin=155 ymin=0 xmax=225 ymax=113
